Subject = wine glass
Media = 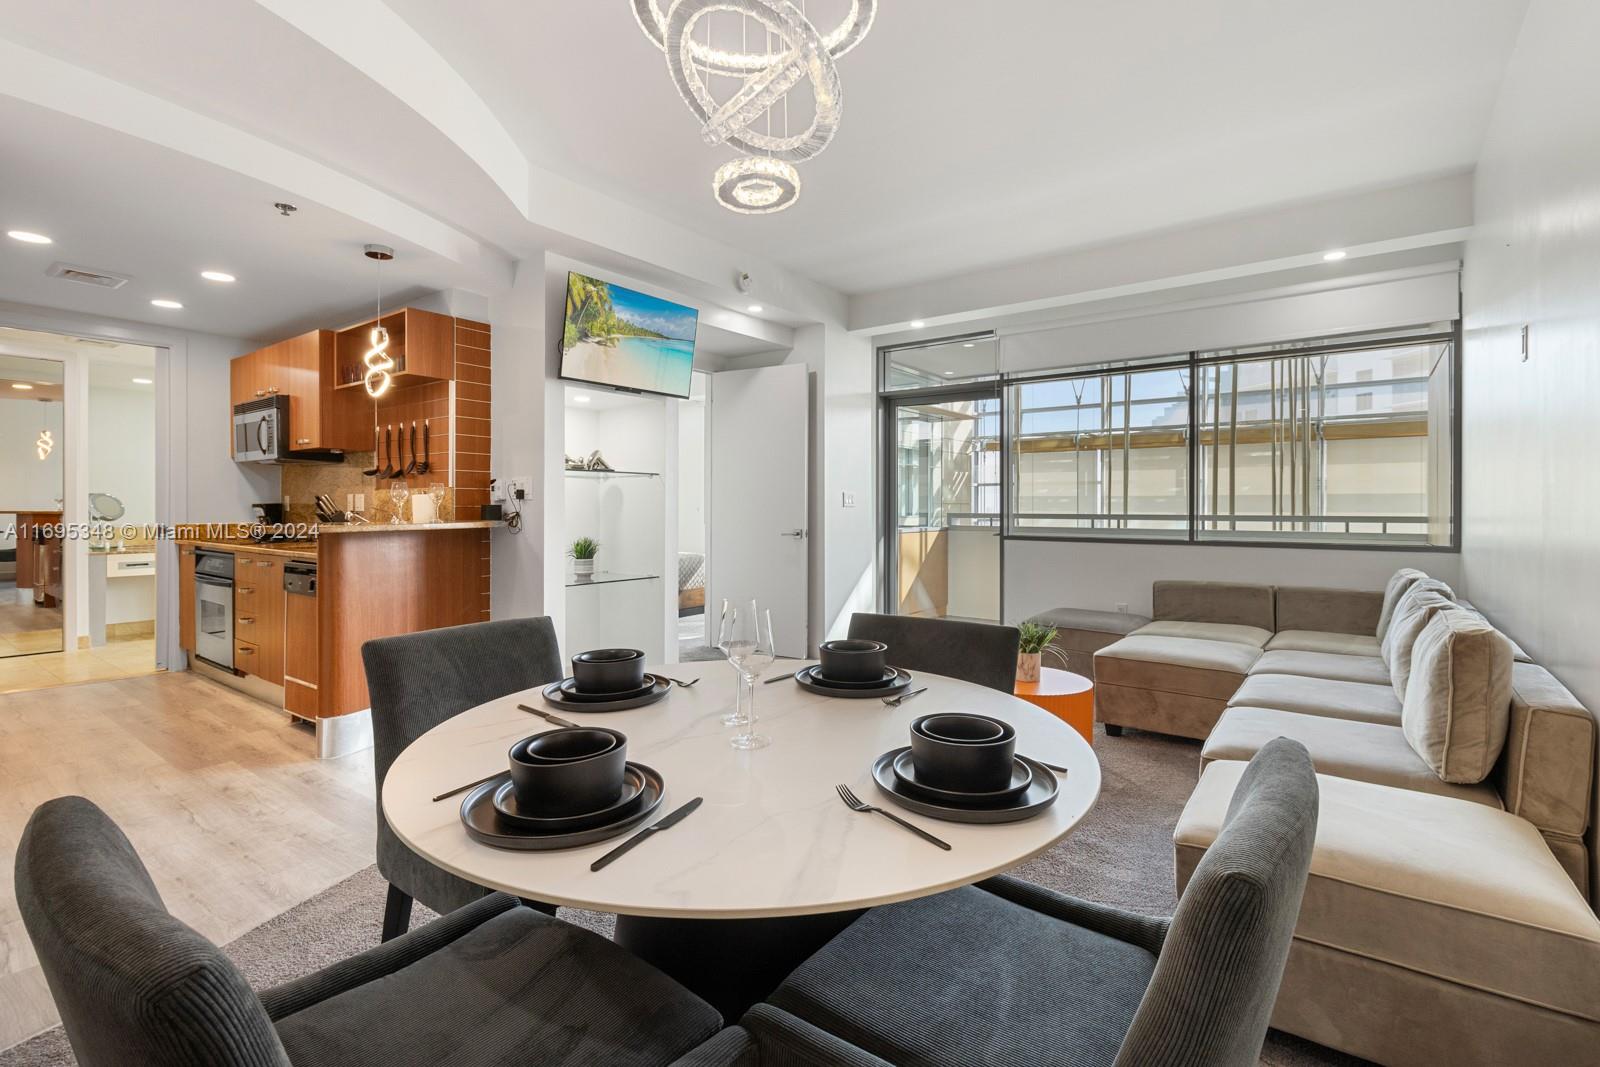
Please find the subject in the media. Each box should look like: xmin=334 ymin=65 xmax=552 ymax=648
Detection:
xmin=716 ymin=600 xmax=745 ymax=726
xmin=720 ymin=599 xmax=775 ymax=750
xmin=428 ymin=483 xmax=447 ymax=523
xmin=389 ymin=480 xmax=409 ymax=524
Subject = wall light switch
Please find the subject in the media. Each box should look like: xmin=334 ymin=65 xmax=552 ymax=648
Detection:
xmin=842 ymin=491 xmax=856 ymax=508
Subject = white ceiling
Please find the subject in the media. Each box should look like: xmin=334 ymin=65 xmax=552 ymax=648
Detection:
xmin=385 ymin=0 xmax=1530 ymax=294
xmin=0 ymin=327 xmax=159 ymax=389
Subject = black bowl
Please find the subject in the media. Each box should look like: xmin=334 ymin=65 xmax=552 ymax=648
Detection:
xmin=818 ymin=639 xmax=889 ymax=683
xmin=909 ymin=713 xmax=1017 ymax=792
xmin=508 ymin=728 xmax=628 ymax=817
xmin=572 ymin=648 xmax=646 ymax=694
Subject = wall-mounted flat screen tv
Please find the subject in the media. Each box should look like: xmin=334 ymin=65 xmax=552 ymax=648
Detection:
xmin=559 ymin=272 xmax=698 ymax=399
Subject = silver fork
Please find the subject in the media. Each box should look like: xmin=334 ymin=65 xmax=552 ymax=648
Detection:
xmin=882 ymin=687 xmax=927 ymax=707
xmin=836 ymin=784 xmax=951 ymax=850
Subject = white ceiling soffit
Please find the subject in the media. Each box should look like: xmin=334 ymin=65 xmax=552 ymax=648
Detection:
xmin=852 ymin=173 xmax=1474 ymax=335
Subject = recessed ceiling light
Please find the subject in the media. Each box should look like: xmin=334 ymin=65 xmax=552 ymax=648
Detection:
xmin=11 ymin=382 xmax=34 ymax=390
xmin=150 ymin=299 xmax=183 ymax=309
xmin=943 ymin=371 xmax=955 ymax=376
xmin=200 ymin=270 xmax=236 ymax=283
xmin=909 ymin=320 xmax=926 ymax=329
xmin=131 ymin=377 xmax=153 ymax=385
xmin=7 ymin=230 xmax=52 ymax=244
xmin=1322 ymin=250 xmax=1347 ymax=262
xmin=747 ymin=304 xmax=763 ymax=313
xmin=962 ymin=343 xmax=975 ymax=348
xmin=573 ymin=394 xmax=591 ymax=403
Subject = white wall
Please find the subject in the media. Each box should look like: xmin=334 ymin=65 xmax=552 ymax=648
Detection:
xmin=0 ymin=395 xmax=64 ymax=510
xmin=677 ymin=391 xmax=706 ymax=555
xmin=1003 ymin=540 xmax=1461 ymax=625
xmin=88 ymin=385 xmax=155 ymax=523
xmin=1459 ymin=0 xmax=1598 ymax=898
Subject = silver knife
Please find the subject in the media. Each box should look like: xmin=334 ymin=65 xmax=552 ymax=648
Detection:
xmin=589 ymin=797 xmax=704 ymax=872
xmin=766 ymin=665 xmax=808 ymax=684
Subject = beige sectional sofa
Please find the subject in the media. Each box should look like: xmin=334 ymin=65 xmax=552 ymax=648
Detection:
xmin=1093 ymin=574 xmax=1600 ymax=1066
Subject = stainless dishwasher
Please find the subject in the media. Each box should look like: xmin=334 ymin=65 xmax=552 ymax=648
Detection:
xmin=193 ymin=549 xmax=235 ymax=670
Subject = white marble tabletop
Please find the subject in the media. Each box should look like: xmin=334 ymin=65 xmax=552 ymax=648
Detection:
xmin=382 ymin=659 xmax=1102 ymax=920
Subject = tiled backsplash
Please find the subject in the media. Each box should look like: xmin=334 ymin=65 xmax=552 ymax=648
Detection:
xmin=280 ymin=453 xmax=457 ymax=525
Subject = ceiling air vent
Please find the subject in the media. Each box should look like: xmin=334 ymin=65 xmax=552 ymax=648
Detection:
xmin=46 ymin=262 xmax=131 ymax=289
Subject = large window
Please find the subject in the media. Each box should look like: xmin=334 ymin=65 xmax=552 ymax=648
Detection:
xmin=1009 ymin=362 xmax=1190 ymax=537
xmin=994 ymin=325 xmax=1457 ymax=548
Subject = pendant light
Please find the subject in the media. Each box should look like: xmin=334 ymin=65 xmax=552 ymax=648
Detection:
xmin=363 ymin=244 xmax=396 ymax=398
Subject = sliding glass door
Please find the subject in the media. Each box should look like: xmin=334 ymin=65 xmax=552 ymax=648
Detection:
xmin=885 ymin=390 xmax=1001 ymax=623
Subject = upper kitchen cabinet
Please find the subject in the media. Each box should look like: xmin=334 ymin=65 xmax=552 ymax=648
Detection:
xmin=230 ymin=329 xmax=367 ymax=453
xmin=333 ymin=308 xmax=455 ymax=390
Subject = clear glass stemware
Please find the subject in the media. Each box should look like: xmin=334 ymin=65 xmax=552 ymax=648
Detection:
xmin=718 ymin=598 xmax=775 ymax=749
xmin=428 ymin=483 xmax=447 ymax=523
xmin=389 ymin=480 xmax=409 ymax=524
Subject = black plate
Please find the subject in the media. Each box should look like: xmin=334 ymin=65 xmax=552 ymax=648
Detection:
xmin=491 ymin=766 xmax=647 ymax=831
xmin=872 ymin=747 xmax=1058 ymax=823
xmin=541 ymin=675 xmax=671 ymax=712
xmin=799 ymin=664 xmax=903 ymax=690
xmin=891 ymin=749 xmax=1034 ymax=805
xmin=557 ymin=675 xmax=658 ymax=702
xmin=461 ymin=763 xmax=664 ymax=850
xmin=795 ymin=666 xmax=912 ymax=699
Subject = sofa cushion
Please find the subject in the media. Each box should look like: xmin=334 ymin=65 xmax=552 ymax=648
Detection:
xmin=1375 ymin=567 xmax=1431 ymax=644
xmin=1265 ymin=630 xmax=1382 ymax=657
xmin=1204 ymin=707 xmax=1501 ymax=808
xmin=1494 ymin=662 xmax=1596 ymax=841
xmin=1380 ymin=581 xmax=1457 ymax=694
xmin=1227 ymin=674 xmax=1402 ymax=726
xmin=1176 ymin=762 xmax=1600 ymax=1025
xmin=1094 ymin=635 xmax=1261 ymax=700
xmin=1131 ymin=620 xmax=1273 ymax=648
xmin=1152 ymin=580 xmax=1275 ymax=631
xmin=1248 ymin=650 xmax=1391 ymax=686
xmin=1028 ymin=607 xmax=1150 ymax=639
xmin=1400 ymin=610 xmax=1514 ymax=785
xmin=1274 ymin=586 xmax=1384 ymax=637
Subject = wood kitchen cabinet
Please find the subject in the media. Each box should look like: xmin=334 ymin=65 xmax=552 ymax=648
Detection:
xmin=178 ymin=545 xmax=196 ymax=651
xmin=230 ymin=329 xmax=366 ymax=453
xmin=233 ymin=551 xmax=284 ymax=686
xmin=333 ymin=308 xmax=455 ymax=389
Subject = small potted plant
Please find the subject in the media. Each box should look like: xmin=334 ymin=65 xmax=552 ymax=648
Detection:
xmin=1016 ymin=621 xmax=1057 ymax=683
xmin=569 ymin=536 xmax=600 ymax=578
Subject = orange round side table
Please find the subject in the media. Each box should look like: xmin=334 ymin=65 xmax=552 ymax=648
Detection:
xmin=1014 ymin=667 xmax=1095 ymax=746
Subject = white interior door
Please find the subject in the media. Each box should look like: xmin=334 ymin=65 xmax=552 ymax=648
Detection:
xmin=709 ymin=363 xmax=809 ymax=656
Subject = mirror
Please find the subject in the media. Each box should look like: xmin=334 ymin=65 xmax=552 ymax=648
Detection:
xmin=0 ymin=353 xmax=66 ymax=658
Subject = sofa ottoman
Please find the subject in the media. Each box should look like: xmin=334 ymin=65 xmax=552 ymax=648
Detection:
xmin=1026 ymin=607 xmax=1150 ymax=680
xmin=1094 ymin=635 xmax=1261 ymax=740
xmin=1177 ymin=761 xmax=1600 ymax=1067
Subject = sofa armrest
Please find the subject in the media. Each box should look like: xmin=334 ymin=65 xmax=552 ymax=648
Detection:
xmin=740 ymin=1004 xmax=899 ymax=1066
xmin=979 ymin=874 xmax=1170 ymax=955
xmin=259 ymin=892 xmax=519 ymax=1020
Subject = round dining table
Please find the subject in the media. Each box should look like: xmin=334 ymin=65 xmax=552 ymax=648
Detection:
xmin=382 ymin=658 xmax=1102 ymax=1019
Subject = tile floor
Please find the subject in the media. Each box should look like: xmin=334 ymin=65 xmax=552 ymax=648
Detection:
xmin=0 ymin=636 xmax=159 ymax=695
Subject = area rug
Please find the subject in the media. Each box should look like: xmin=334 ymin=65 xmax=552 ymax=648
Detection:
xmin=0 ymin=724 xmax=1365 ymax=1066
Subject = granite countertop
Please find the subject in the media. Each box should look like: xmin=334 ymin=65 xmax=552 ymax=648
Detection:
xmin=317 ymin=520 xmax=503 ymax=534
xmin=176 ymin=537 xmax=320 ymax=559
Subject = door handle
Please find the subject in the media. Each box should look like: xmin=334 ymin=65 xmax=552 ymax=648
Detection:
xmin=781 ymin=529 xmax=807 ymax=540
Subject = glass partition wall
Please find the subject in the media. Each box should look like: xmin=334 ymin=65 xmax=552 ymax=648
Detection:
xmin=0 ymin=354 xmax=66 ymax=658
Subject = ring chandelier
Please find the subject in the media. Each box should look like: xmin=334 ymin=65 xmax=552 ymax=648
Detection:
xmin=632 ymin=0 xmax=876 ymax=214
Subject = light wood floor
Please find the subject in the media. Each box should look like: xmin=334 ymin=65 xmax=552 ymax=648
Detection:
xmin=0 ymin=672 xmax=377 ymax=1051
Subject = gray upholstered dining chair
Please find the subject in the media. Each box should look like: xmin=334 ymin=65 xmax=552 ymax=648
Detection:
xmin=363 ymin=616 xmax=564 ymax=939
xmin=746 ymin=738 xmax=1319 ymax=1067
xmin=846 ymin=612 xmax=1020 ymax=693
xmin=14 ymin=796 xmax=723 ymax=1067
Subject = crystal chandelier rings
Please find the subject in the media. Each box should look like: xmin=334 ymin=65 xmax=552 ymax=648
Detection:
xmin=632 ymin=0 xmax=875 ymax=74
xmin=664 ymin=0 xmax=844 ymax=162
xmin=713 ymin=156 xmax=801 ymax=213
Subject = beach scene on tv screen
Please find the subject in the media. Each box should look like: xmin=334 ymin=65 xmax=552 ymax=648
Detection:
xmin=562 ymin=273 xmax=697 ymax=396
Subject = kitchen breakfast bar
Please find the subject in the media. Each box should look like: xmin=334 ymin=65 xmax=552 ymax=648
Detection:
xmin=177 ymin=521 xmax=498 ymax=757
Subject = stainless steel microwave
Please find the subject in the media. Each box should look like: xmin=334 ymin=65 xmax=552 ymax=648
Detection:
xmin=233 ymin=396 xmax=341 ymax=464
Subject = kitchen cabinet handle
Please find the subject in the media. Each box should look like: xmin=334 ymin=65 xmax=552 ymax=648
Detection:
xmin=239 ymin=585 xmax=254 ymax=594
xmin=267 ymin=386 xmax=279 ymax=394
xmin=238 ymin=617 xmax=255 ymax=624
xmin=296 ymin=438 xmax=311 ymax=445
xmin=254 ymin=390 xmax=265 ymax=398
xmin=239 ymin=647 xmax=255 ymax=655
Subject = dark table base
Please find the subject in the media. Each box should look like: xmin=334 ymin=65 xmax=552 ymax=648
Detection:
xmin=615 ymin=909 xmax=865 ymax=1022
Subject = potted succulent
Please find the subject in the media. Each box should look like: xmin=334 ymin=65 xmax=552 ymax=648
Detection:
xmin=569 ymin=536 xmax=600 ymax=578
xmin=1016 ymin=621 xmax=1057 ymax=683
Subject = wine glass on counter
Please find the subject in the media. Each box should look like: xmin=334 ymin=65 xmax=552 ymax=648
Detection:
xmin=389 ymin=480 xmax=409 ymax=524
xmin=428 ymin=483 xmax=447 ymax=523
xmin=719 ymin=598 xmax=775 ymax=750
